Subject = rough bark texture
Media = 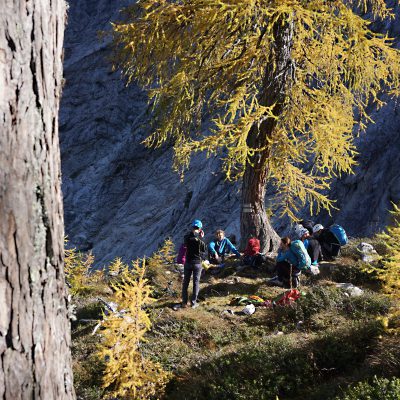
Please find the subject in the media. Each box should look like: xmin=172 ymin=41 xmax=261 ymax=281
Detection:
xmin=0 ymin=0 xmax=75 ymax=399
xmin=240 ymin=18 xmax=294 ymax=253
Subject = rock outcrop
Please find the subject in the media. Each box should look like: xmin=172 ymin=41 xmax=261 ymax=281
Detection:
xmin=60 ymin=0 xmax=400 ymax=266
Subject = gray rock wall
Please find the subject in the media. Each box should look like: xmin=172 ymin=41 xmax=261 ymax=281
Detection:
xmin=60 ymin=0 xmax=400 ymax=266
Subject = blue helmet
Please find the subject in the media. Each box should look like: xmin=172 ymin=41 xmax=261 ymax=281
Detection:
xmin=192 ymin=219 xmax=203 ymax=229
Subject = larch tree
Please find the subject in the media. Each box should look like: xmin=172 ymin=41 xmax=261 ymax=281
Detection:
xmin=112 ymin=0 xmax=400 ymax=251
xmin=0 ymin=1 xmax=75 ymax=399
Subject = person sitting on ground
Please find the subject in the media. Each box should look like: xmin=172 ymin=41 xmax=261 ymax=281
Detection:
xmin=269 ymin=236 xmax=311 ymax=288
xmin=294 ymin=224 xmax=321 ymax=268
xmin=300 ymin=219 xmax=315 ymax=235
xmin=180 ymin=219 xmax=207 ymax=309
xmin=242 ymin=234 xmax=261 ymax=267
xmin=208 ymin=229 xmax=241 ymax=265
xmin=312 ymin=224 xmax=341 ymax=261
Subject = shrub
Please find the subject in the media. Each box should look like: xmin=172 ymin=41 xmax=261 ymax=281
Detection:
xmin=98 ymin=261 xmax=170 ymax=399
xmin=331 ymin=261 xmax=379 ymax=286
xmin=335 ymin=376 xmax=400 ymax=400
xmin=166 ymin=321 xmax=382 ymax=400
xmin=273 ymin=286 xmax=389 ymax=327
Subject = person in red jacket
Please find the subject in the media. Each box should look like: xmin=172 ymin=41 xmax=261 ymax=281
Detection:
xmin=242 ymin=235 xmax=261 ymax=266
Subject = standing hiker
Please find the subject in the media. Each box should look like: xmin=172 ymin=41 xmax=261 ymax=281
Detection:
xmin=178 ymin=219 xmax=206 ymax=309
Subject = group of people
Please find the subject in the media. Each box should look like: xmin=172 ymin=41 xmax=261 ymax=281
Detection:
xmin=270 ymin=220 xmax=346 ymax=288
xmin=177 ymin=220 xmax=260 ymax=309
xmin=176 ymin=218 xmax=346 ymax=309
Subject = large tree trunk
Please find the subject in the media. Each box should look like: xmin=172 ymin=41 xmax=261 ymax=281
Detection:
xmin=240 ymin=17 xmax=294 ymax=253
xmin=0 ymin=1 xmax=75 ymax=399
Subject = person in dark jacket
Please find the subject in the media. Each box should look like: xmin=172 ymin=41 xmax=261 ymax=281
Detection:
xmin=180 ymin=219 xmax=206 ymax=309
xmin=312 ymin=224 xmax=341 ymax=260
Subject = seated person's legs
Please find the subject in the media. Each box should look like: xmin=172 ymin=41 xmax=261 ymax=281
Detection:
xmin=307 ymin=238 xmax=321 ymax=264
xmin=209 ymin=251 xmax=223 ymax=265
xmin=320 ymin=231 xmax=340 ymax=260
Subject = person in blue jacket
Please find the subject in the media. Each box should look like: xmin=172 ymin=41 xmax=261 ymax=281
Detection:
xmin=269 ymin=236 xmax=312 ymax=288
xmin=208 ymin=229 xmax=241 ymax=265
xmin=294 ymin=224 xmax=321 ymax=267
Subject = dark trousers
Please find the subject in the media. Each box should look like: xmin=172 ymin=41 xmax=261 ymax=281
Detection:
xmin=307 ymin=238 xmax=322 ymax=263
xmin=319 ymin=231 xmax=341 ymax=260
xmin=208 ymin=251 xmax=223 ymax=265
xmin=276 ymin=261 xmax=301 ymax=281
xmin=182 ymin=262 xmax=203 ymax=305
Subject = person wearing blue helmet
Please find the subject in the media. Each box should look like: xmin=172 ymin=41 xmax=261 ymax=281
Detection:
xmin=178 ymin=219 xmax=206 ymax=309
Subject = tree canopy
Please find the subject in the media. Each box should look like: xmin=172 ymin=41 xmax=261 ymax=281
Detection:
xmin=112 ymin=0 xmax=400 ymax=219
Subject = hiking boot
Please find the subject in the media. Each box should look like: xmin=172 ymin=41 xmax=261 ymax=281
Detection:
xmin=268 ymin=276 xmax=284 ymax=287
xmin=291 ymin=276 xmax=300 ymax=288
xmin=172 ymin=302 xmax=188 ymax=311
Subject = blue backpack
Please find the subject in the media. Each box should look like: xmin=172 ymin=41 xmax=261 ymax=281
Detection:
xmin=329 ymin=224 xmax=348 ymax=246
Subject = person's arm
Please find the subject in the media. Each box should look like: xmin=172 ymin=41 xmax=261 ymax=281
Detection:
xmin=208 ymin=240 xmax=217 ymax=255
xmin=226 ymin=239 xmax=241 ymax=257
xmin=199 ymin=238 xmax=207 ymax=254
xmin=276 ymin=249 xmax=285 ymax=262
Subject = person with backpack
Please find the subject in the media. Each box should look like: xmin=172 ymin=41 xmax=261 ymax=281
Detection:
xmin=269 ymin=236 xmax=312 ymax=288
xmin=300 ymin=219 xmax=315 ymax=235
xmin=208 ymin=229 xmax=241 ymax=265
xmin=313 ymin=223 xmax=347 ymax=260
xmin=177 ymin=219 xmax=207 ymax=309
xmin=294 ymin=224 xmax=321 ymax=268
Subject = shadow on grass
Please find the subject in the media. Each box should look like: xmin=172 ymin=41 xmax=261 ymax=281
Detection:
xmin=199 ymin=281 xmax=263 ymax=299
xmin=164 ymin=320 xmax=383 ymax=400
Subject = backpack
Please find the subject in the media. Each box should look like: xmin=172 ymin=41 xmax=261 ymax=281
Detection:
xmin=290 ymin=240 xmax=311 ymax=270
xmin=176 ymin=243 xmax=187 ymax=264
xmin=329 ymin=224 xmax=348 ymax=246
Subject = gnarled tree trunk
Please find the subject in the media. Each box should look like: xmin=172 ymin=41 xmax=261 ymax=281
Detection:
xmin=0 ymin=1 xmax=75 ymax=399
xmin=240 ymin=17 xmax=294 ymax=253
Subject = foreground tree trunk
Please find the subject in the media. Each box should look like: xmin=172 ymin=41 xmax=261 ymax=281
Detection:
xmin=240 ymin=18 xmax=294 ymax=253
xmin=0 ymin=1 xmax=75 ymax=399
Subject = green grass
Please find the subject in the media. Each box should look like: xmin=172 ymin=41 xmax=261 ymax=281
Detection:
xmin=70 ymin=240 xmax=399 ymax=400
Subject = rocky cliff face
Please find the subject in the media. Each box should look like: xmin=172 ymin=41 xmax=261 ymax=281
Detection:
xmin=60 ymin=0 xmax=400 ymax=267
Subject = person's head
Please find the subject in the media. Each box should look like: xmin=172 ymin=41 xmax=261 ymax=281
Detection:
xmin=215 ymin=229 xmax=225 ymax=241
xmin=280 ymin=236 xmax=291 ymax=250
xmin=294 ymin=224 xmax=310 ymax=240
xmin=313 ymin=224 xmax=324 ymax=234
xmin=192 ymin=219 xmax=203 ymax=232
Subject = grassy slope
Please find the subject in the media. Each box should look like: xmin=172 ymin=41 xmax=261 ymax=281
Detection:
xmin=71 ymin=239 xmax=400 ymax=400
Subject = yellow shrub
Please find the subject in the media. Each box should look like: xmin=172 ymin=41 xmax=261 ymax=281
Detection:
xmin=375 ymin=204 xmax=400 ymax=331
xmin=64 ymin=241 xmax=95 ymax=295
xmin=98 ymin=260 xmax=170 ymax=399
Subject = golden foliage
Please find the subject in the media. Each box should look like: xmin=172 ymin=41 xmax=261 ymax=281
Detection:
xmin=65 ymin=239 xmax=97 ymax=295
xmin=112 ymin=0 xmax=400 ymax=217
xmin=145 ymin=238 xmax=178 ymax=297
xmin=98 ymin=260 xmax=170 ymax=399
xmin=375 ymin=204 xmax=400 ymax=330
